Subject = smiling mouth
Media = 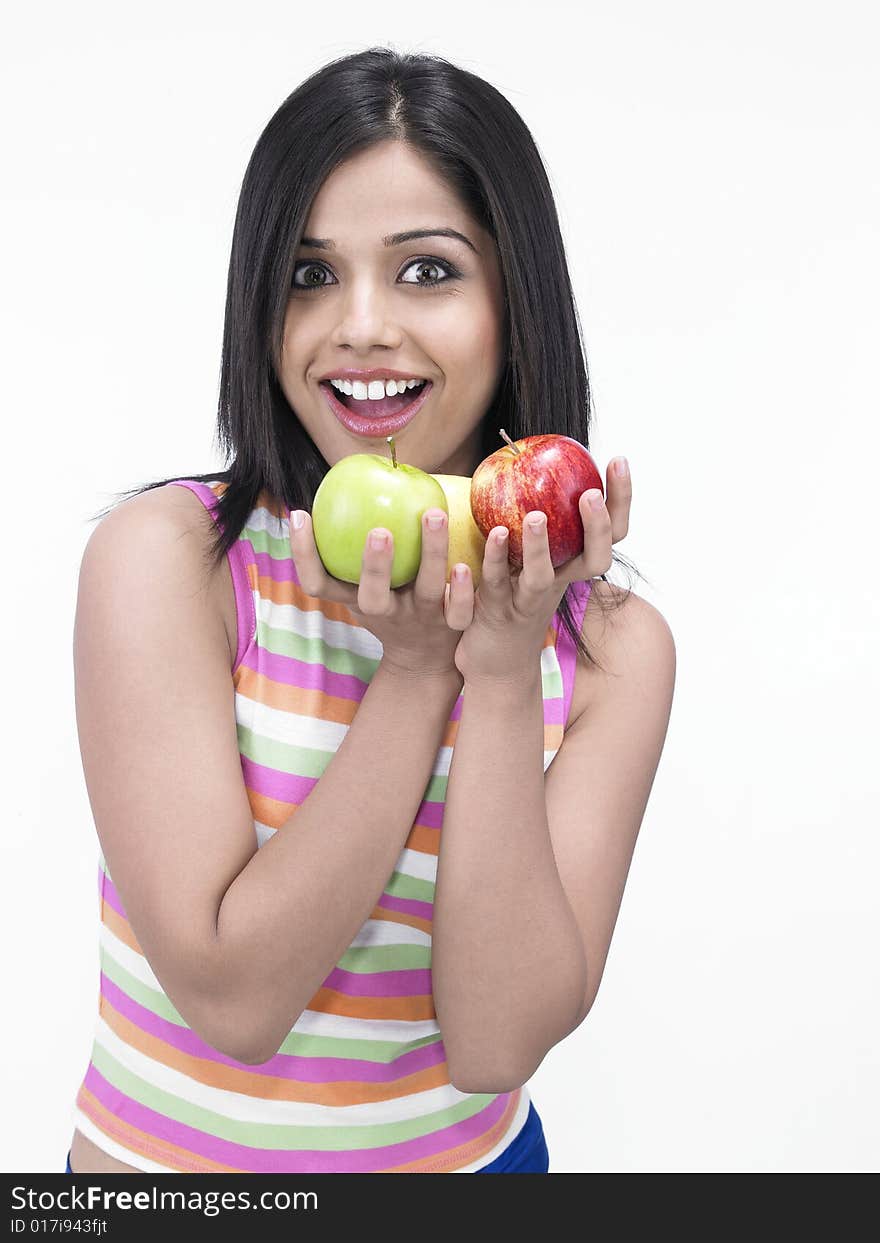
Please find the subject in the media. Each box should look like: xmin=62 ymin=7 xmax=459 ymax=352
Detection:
xmin=320 ymin=380 xmax=429 ymax=419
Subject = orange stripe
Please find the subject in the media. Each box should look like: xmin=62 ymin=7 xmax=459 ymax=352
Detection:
xmin=306 ymin=987 xmax=436 ymax=1022
xmin=246 ymin=787 xmax=301 ymax=829
xmin=99 ymin=994 xmax=450 ymax=1105
xmin=368 ymin=906 xmax=433 ymax=936
xmin=402 ymin=822 xmax=440 ymax=857
xmin=102 ymin=902 xmax=142 ymax=955
xmin=385 ymin=1088 xmax=522 ymax=1172
xmin=76 ymin=1084 xmax=238 ymax=1173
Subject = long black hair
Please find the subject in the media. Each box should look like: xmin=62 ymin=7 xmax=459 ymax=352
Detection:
xmin=95 ymin=45 xmax=646 ymax=669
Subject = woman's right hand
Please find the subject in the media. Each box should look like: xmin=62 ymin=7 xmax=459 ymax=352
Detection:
xmin=288 ymin=507 xmax=474 ymax=679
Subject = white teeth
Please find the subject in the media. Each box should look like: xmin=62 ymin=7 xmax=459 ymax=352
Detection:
xmin=328 ymin=377 xmax=427 ymax=400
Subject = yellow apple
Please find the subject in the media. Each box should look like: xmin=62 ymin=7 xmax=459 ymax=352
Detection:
xmin=429 ymin=473 xmax=487 ymax=586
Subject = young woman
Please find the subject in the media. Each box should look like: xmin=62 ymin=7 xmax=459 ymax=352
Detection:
xmin=67 ymin=46 xmax=675 ymax=1174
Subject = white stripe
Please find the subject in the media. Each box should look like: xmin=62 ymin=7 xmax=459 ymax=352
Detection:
xmin=101 ymin=921 xmax=162 ymax=992
xmin=286 ymin=1008 xmax=441 ymax=1042
xmin=540 ymin=644 xmax=559 ymax=675
xmin=348 ymin=918 xmax=431 ymax=949
xmin=237 ymin=693 xmax=350 ymax=752
xmin=245 ymin=505 xmax=290 ymax=540
xmin=239 ymin=697 xmax=455 ymax=778
xmin=255 ymin=592 xmax=384 ymax=661
xmin=70 ymin=1105 xmax=178 ymax=1173
xmin=90 ymin=1015 xmax=468 ymax=1126
xmin=392 ymin=845 xmax=437 ymax=884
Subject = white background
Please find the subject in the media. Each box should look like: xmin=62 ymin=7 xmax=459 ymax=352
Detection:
xmin=2 ymin=0 xmax=877 ymax=1174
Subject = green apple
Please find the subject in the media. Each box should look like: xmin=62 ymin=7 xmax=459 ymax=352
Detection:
xmin=312 ymin=451 xmax=448 ymax=588
xmin=430 ymin=473 xmax=488 ymax=587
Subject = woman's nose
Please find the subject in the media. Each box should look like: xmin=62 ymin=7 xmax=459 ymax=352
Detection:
xmin=329 ymin=279 xmax=402 ymax=351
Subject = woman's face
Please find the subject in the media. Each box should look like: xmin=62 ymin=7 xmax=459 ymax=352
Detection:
xmin=277 ymin=139 xmax=507 ymax=476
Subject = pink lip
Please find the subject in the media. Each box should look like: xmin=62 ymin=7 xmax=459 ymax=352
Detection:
xmin=320 ymin=367 xmax=429 ymax=383
xmin=320 ymin=380 xmax=433 ymax=437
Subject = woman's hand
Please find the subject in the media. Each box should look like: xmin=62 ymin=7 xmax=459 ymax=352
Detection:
xmin=451 ymin=458 xmax=632 ymax=686
xmin=289 ymin=507 xmax=472 ymax=680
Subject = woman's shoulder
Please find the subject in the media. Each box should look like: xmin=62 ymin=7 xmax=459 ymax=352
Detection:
xmin=568 ymin=580 xmax=675 ymax=727
xmin=96 ymin=480 xmax=221 ymax=543
xmin=82 ymin=482 xmax=237 ymax=666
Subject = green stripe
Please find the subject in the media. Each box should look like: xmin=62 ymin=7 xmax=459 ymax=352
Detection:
xmin=257 ymin=621 xmax=380 ymax=683
xmin=337 ymin=943 xmax=432 ymax=972
xmin=236 ymin=725 xmax=449 ymax=804
xmin=100 ymin=945 xmax=187 ymax=1026
xmin=540 ymin=665 xmax=563 ymax=698
xmin=384 ymin=871 xmax=435 ymax=902
xmin=243 ymin=525 xmax=293 ymax=559
xmin=91 ymin=1040 xmax=495 ymax=1149
xmin=277 ymin=1030 xmax=442 ymax=1061
xmin=237 ymin=725 xmax=333 ymax=779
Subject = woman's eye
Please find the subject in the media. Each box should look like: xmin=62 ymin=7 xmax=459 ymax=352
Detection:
xmin=291 ymin=256 xmax=460 ymax=292
xmin=399 ymin=257 xmax=457 ymax=287
xmin=291 ymin=261 xmax=336 ymax=290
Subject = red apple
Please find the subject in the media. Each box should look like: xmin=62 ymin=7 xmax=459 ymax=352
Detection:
xmin=470 ymin=430 xmax=604 ymax=568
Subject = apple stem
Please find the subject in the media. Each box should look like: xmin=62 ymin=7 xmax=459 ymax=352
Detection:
xmin=499 ymin=427 xmax=521 ymax=455
xmin=386 ymin=435 xmax=398 ymax=468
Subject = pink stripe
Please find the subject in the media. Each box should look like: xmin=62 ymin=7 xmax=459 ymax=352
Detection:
xmin=83 ymin=1062 xmax=510 ymax=1172
xmin=244 ymin=644 xmax=372 ymax=700
xmin=99 ymin=972 xmax=445 ymax=1082
xmin=323 ymin=965 xmax=432 ymax=998
xmin=100 ymin=871 xmax=126 ymax=920
xmin=377 ymin=893 xmax=434 ymax=921
xmin=253 ymin=547 xmax=299 ymax=584
xmin=167 ymin=481 xmax=257 ymax=673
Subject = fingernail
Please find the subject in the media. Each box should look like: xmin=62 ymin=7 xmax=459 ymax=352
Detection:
xmin=528 ymin=514 xmax=545 ymax=531
xmin=454 ymin=565 xmax=469 ymax=582
xmin=614 ymin=458 xmax=629 ymax=478
xmin=369 ymin=531 xmax=389 ymax=551
xmin=291 ymin=510 xmax=305 ymax=530
xmin=588 ymin=491 xmax=604 ymax=511
xmin=495 ymin=527 xmax=509 ymax=544
xmin=426 ymin=512 xmax=445 ymax=530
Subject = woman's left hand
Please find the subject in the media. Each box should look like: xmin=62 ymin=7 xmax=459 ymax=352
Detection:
xmin=448 ymin=458 xmax=632 ymax=686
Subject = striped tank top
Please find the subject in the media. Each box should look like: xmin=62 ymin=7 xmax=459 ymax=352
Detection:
xmin=71 ymin=478 xmax=592 ymax=1173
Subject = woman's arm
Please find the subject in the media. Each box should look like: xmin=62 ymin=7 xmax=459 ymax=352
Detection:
xmin=75 ymin=495 xmax=462 ymax=1067
xmin=432 ymin=588 xmax=676 ymax=1092
xmin=215 ymin=659 xmax=462 ymax=1064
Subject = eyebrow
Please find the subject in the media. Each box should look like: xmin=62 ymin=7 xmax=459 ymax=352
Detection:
xmin=299 ymin=227 xmax=479 ymax=255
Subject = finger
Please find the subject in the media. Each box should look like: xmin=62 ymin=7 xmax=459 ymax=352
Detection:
xmin=289 ymin=509 xmax=359 ymax=604
xmin=477 ymin=525 xmax=514 ymax=603
xmin=444 ymin=563 xmax=475 ymax=631
xmin=577 ymin=489 xmax=613 ymax=578
xmin=413 ymin=509 xmax=450 ymax=603
xmin=357 ymin=528 xmax=394 ymax=614
xmin=515 ymin=512 xmax=556 ymax=607
xmin=607 ymin=457 xmax=631 ymax=543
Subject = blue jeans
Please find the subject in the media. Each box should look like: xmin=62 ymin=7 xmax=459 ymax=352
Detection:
xmin=65 ymin=1104 xmax=549 ymax=1174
